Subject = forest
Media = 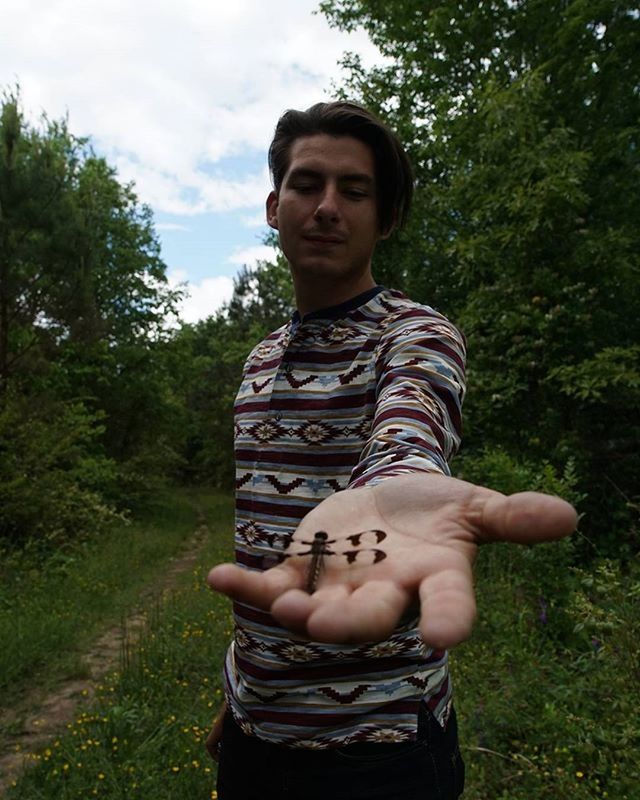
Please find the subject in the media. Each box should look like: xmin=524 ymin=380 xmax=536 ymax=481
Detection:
xmin=1 ymin=1 xmax=639 ymax=798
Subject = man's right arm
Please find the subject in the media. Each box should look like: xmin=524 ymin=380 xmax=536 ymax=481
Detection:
xmin=205 ymin=698 xmax=227 ymax=761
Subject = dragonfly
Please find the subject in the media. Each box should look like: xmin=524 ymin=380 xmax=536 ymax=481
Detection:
xmin=281 ymin=529 xmax=388 ymax=594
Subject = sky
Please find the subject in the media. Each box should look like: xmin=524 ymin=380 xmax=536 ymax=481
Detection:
xmin=0 ymin=0 xmax=383 ymax=322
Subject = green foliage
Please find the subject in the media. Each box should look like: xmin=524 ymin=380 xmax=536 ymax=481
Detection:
xmin=321 ymin=0 xmax=640 ymax=545
xmin=549 ymin=345 xmax=640 ymax=404
xmin=456 ymin=447 xmax=585 ymax=507
xmin=0 ymin=393 xmax=119 ymax=545
xmin=546 ymin=345 xmax=640 ymax=550
xmin=0 ymin=87 xmax=185 ymax=544
xmin=0 ymin=489 xmax=224 ymax=705
xmin=0 ymin=91 xmax=176 ymax=393
xmin=173 ymin=254 xmax=294 ymax=488
xmin=453 ymin=551 xmax=640 ymax=798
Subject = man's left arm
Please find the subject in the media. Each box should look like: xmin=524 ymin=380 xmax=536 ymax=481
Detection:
xmin=208 ymin=311 xmax=577 ymax=646
xmin=349 ymin=307 xmax=465 ymax=489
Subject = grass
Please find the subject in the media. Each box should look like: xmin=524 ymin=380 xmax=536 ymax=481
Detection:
xmin=4 ymin=490 xmax=234 ymax=799
xmin=3 ymin=491 xmax=639 ymax=799
xmin=453 ymin=541 xmax=640 ymax=799
xmin=0 ymin=488 xmax=225 ymax=708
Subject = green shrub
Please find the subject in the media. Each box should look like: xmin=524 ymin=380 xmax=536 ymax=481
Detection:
xmin=455 ymin=446 xmax=585 ymax=507
xmin=454 ymin=548 xmax=640 ymax=798
xmin=0 ymin=395 xmax=120 ymax=547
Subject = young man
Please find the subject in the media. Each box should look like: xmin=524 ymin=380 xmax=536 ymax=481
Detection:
xmin=207 ymin=102 xmax=576 ymax=799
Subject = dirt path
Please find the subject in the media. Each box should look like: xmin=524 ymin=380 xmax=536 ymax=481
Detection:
xmin=0 ymin=514 xmax=211 ymax=795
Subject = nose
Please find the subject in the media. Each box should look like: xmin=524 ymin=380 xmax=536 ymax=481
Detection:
xmin=313 ymin=185 xmax=340 ymax=223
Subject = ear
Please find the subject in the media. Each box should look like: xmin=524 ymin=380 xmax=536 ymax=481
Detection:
xmin=378 ymin=212 xmax=397 ymax=241
xmin=266 ymin=191 xmax=279 ymax=230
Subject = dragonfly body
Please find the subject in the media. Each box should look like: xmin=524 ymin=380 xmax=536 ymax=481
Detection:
xmin=282 ymin=529 xmax=388 ymax=594
xmin=305 ymin=531 xmax=330 ymax=594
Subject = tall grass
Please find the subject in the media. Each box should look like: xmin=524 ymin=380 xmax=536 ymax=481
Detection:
xmin=5 ymin=491 xmax=234 ymax=799
xmin=454 ymin=541 xmax=640 ymax=799
xmin=0 ymin=490 xmax=225 ymax=706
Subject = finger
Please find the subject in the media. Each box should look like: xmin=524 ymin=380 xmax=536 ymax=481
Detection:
xmin=306 ymin=581 xmax=409 ymax=643
xmin=476 ymin=491 xmax=577 ymax=544
xmin=207 ymin=562 xmax=302 ymax=609
xmin=418 ymin=564 xmax=476 ymax=650
xmin=205 ymin=706 xmax=226 ymax=762
xmin=271 ymin=588 xmax=319 ymax=634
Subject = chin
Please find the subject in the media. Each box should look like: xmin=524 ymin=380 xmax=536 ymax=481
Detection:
xmin=295 ymin=260 xmax=348 ymax=278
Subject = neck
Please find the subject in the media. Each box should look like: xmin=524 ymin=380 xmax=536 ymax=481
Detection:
xmin=293 ymin=273 xmax=376 ymax=318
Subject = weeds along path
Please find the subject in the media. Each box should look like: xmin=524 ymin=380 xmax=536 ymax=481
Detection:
xmin=0 ymin=512 xmax=213 ymax=795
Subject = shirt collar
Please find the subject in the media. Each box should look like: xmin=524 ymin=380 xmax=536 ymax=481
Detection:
xmin=291 ymin=286 xmax=385 ymax=327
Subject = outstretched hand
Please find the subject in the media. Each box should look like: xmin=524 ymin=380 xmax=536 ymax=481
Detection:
xmin=207 ymin=474 xmax=577 ymax=649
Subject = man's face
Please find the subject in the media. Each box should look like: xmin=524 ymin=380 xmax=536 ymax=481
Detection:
xmin=266 ymin=134 xmax=387 ymax=291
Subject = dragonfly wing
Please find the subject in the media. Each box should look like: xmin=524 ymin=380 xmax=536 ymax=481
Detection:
xmin=342 ymin=548 xmax=387 ymax=565
xmin=346 ymin=528 xmax=387 ymax=547
xmin=278 ymin=530 xmax=388 ymax=590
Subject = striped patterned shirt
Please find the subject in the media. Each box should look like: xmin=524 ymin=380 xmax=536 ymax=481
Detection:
xmin=224 ymin=286 xmax=466 ymax=747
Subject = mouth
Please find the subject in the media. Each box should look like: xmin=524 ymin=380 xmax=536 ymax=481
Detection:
xmin=303 ymin=234 xmax=346 ymax=245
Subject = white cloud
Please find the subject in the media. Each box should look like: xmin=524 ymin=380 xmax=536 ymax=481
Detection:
xmin=155 ymin=222 xmax=190 ymax=232
xmin=2 ymin=1 xmax=383 ymax=216
xmin=113 ymin=155 xmax=270 ymax=216
xmin=228 ymin=245 xmax=279 ymax=267
xmin=169 ymin=269 xmax=235 ymax=323
xmin=196 ymin=168 xmax=272 ymax=215
xmin=166 ymin=237 xmax=280 ymax=323
xmin=242 ymin=211 xmax=269 ymax=228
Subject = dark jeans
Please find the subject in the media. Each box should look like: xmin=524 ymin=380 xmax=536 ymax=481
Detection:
xmin=216 ymin=705 xmax=465 ymax=800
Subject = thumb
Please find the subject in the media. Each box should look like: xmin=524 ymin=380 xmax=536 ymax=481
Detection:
xmin=476 ymin=491 xmax=577 ymax=545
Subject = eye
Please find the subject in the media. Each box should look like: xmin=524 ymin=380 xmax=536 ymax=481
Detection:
xmin=343 ymin=186 xmax=370 ymax=200
xmin=292 ymin=183 xmax=318 ymax=194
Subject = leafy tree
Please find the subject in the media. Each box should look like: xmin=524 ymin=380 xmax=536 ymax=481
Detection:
xmin=0 ymin=90 xmax=179 ymax=387
xmin=174 ymin=254 xmax=294 ymax=488
xmin=320 ymin=0 xmax=640 ymax=547
xmin=0 ymin=88 xmax=183 ymax=542
xmin=226 ymin=235 xmax=296 ymax=336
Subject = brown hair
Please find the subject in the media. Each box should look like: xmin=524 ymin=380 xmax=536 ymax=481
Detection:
xmin=268 ymin=101 xmax=414 ymax=235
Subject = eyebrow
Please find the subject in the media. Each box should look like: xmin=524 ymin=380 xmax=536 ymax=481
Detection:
xmin=286 ymin=167 xmax=375 ymax=186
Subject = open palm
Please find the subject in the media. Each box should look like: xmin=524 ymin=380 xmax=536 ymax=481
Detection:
xmin=207 ymin=473 xmax=577 ymax=649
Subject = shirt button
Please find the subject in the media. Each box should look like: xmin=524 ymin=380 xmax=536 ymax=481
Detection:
xmin=284 ymin=362 xmax=292 ymax=373
xmin=275 ymin=413 xmax=282 ymax=421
